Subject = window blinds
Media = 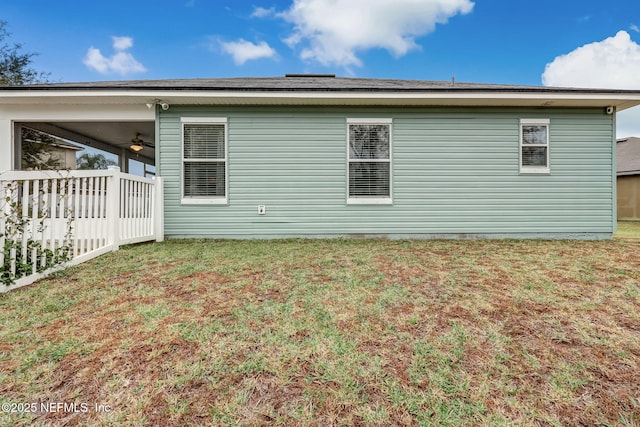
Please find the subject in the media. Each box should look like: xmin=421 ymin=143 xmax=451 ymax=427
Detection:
xmin=183 ymin=123 xmax=226 ymax=198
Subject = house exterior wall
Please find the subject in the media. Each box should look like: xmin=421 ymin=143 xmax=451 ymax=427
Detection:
xmin=158 ymin=106 xmax=615 ymax=239
xmin=617 ymin=175 xmax=640 ymax=220
xmin=51 ymin=146 xmax=78 ymax=170
xmin=23 ymin=145 xmax=78 ymax=170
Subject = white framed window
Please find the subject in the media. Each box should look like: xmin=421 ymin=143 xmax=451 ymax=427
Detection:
xmin=347 ymin=118 xmax=392 ymax=204
xmin=520 ymin=118 xmax=550 ymax=174
xmin=181 ymin=117 xmax=228 ymax=204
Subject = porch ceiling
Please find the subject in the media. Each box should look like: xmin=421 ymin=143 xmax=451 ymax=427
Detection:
xmin=25 ymin=120 xmax=155 ymax=162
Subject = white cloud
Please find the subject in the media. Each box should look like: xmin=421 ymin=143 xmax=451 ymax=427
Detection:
xmin=542 ymin=31 xmax=640 ymax=88
xmin=83 ymin=36 xmax=146 ymax=75
xmin=252 ymin=6 xmax=275 ymax=18
xmin=112 ymin=36 xmax=133 ymax=51
xmin=277 ymin=0 xmax=474 ymax=67
xmin=219 ymin=39 xmax=277 ymax=65
xmin=542 ymin=31 xmax=640 ymax=137
xmin=631 ymin=24 xmax=640 ymax=33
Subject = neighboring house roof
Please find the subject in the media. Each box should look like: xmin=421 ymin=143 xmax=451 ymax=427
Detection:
xmin=1 ymin=75 xmax=640 ymax=110
xmin=617 ymin=137 xmax=640 ymax=176
xmin=24 ymin=134 xmax=84 ymax=152
xmin=49 ymin=139 xmax=83 ymax=151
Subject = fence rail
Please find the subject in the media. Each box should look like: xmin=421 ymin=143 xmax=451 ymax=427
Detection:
xmin=1 ymin=168 xmax=164 ymax=292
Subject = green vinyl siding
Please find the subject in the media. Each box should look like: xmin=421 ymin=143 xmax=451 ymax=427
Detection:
xmin=158 ymin=106 xmax=615 ymax=238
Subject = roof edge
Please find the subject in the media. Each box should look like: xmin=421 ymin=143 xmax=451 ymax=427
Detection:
xmin=2 ymin=77 xmax=640 ymax=110
xmin=3 ymin=76 xmax=640 ymax=95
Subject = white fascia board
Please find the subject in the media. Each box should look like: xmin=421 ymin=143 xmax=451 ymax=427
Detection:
xmin=1 ymin=89 xmax=640 ymax=110
xmin=113 ymin=89 xmax=640 ymax=107
xmin=0 ymin=103 xmax=154 ymax=121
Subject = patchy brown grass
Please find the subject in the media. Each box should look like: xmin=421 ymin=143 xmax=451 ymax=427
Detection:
xmin=1 ymin=229 xmax=639 ymax=426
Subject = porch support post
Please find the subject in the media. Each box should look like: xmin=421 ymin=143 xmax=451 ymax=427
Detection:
xmin=120 ymin=148 xmax=129 ymax=173
xmin=0 ymin=179 xmax=6 ymax=267
xmin=153 ymin=176 xmax=164 ymax=242
xmin=0 ymin=119 xmax=13 ymax=171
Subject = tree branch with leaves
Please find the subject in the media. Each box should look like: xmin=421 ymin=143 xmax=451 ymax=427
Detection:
xmin=0 ymin=21 xmax=50 ymax=86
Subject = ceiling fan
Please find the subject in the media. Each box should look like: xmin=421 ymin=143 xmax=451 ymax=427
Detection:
xmin=129 ymin=133 xmax=154 ymax=152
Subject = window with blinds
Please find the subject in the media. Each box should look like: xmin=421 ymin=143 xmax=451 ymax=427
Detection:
xmin=181 ymin=118 xmax=228 ymax=204
xmin=347 ymin=119 xmax=392 ymax=204
xmin=520 ymin=118 xmax=550 ymax=174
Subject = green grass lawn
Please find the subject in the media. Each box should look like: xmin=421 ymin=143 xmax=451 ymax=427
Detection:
xmin=1 ymin=235 xmax=639 ymax=426
xmin=615 ymin=220 xmax=640 ymax=240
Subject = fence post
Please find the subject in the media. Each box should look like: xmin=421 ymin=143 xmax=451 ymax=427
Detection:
xmin=153 ymin=176 xmax=164 ymax=242
xmin=0 ymin=178 xmax=6 ymax=269
xmin=106 ymin=166 xmax=121 ymax=251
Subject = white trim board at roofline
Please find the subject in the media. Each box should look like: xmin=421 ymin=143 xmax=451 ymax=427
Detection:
xmin=0 ymin=90 xmax=639 ymax=110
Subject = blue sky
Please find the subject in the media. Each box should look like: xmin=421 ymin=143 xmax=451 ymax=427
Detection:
xmin=3 ymin=0 xmax=640 ymax=136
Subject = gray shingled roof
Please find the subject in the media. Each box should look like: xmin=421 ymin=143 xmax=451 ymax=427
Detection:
xmin=617 ymin=137 xmax=640 ymax=176
xmin=3 ymin=75 xmax=640 ymax=94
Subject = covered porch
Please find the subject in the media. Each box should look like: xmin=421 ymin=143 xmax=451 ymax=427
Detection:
xmin=0 ymin=102 xmax=163 ymax=291
xmin=0 ymin=102 xmax=157 ymax=174
xmin=17 ymin=120 xmax=155 ymax=174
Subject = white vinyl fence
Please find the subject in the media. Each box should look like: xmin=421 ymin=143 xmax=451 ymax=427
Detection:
xmin=0 ymin=167 xmax=163 ymax=292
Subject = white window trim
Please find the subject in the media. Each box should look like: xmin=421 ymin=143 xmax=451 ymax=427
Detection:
xmin=181 ymin=117 xmax=228 ymax=205
xmin=346 ymin=118 xmax=393 ymax=205
xmin=519 ymin=118 xmax=550 ymax=174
